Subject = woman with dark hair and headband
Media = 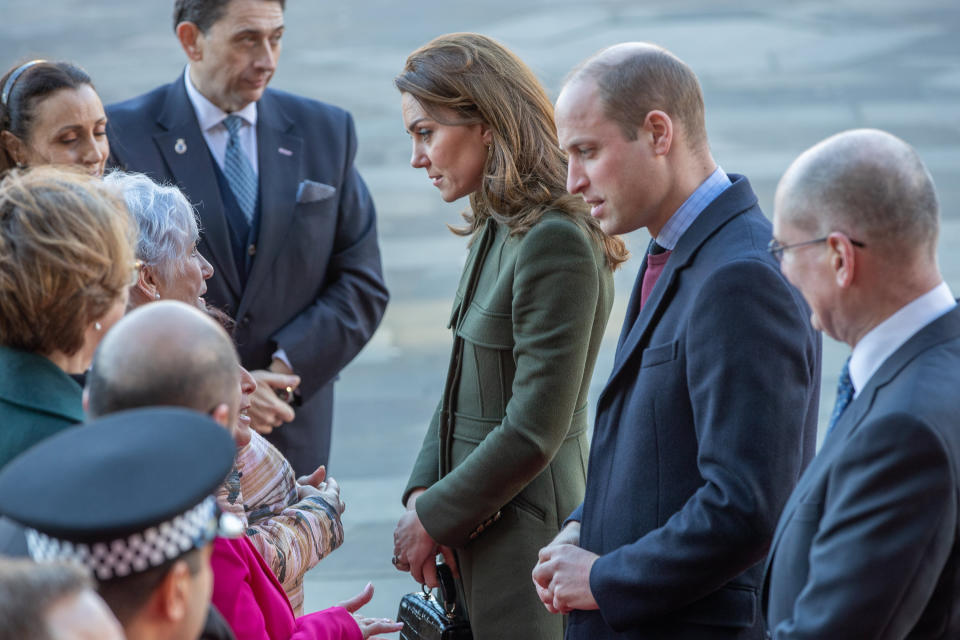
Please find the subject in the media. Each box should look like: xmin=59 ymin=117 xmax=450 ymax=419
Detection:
xmin=0 ymin=60 xmax=109 ymax=177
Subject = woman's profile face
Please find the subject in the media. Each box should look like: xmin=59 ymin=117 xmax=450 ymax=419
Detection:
xmin=401 ymin=92 xmax=490 ymax=203
xmin=19 ymin=85 xmax=109 ymax=177
xmin=155 ymin=240 xmax=214 ymax=308
xmin=234 ymin=365 xmax=257 ymax=445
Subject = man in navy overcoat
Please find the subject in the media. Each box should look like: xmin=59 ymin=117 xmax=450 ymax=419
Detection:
xmin=532 ymin=42 xmax=820 ymax=639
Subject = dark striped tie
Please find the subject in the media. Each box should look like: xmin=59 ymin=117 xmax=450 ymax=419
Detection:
xmin=222 ymin=115 xmax=258 ymax=222
xmin=826 ymin=357 xmax=854 ymax=436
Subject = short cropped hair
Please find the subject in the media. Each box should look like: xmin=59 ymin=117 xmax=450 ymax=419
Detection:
xmin=571 ymin=45 xmax=707 ymax=149
xmin=781 ymin=129 xmax=939 ymax=254
xmin=173 ymin=0 xmax=285 ymax=33
xmin=0 ymin=61 xmax=94 ymax=173
xmin=104 ymin=171 xmax=200 ymax=282
xmin=97 ymin=547 xmax=203 ymax=627
xmin=0 ymin=167 xmax=137 ymax=355
xmin=85 ymin=302 xmax=241 ymax=420
xmin=0 ymin=558 xmax=93 ymax=640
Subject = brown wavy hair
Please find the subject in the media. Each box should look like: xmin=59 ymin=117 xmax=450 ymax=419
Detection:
xmin=0 ymin=166 xmax=137 ymax=356
xmin=396 ymin=33 xmax=627 ymax=269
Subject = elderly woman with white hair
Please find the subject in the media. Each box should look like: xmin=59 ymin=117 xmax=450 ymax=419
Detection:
xmin=103 ymin=170 xmax=346 ymax=615
xmin=103 ymin=171 xmax=212 ymax=308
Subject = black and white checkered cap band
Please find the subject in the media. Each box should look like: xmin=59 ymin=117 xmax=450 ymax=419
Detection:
xmin=25 ymin=496 xmax=217 ymax=581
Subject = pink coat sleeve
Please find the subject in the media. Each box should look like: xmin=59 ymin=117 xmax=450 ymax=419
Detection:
xmin=211 ymin=538 xmax=361 ymax=640
xmin=291 ymin=608 xmax=363 ymax=640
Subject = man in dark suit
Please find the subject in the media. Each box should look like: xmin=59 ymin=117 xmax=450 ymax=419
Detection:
xmin=762 ymin=129 xmax=960 ymax=638
xmin=105 ymin=0 xmax=388 ymax=474
xmin=531 ymin=43 xmax=821 ymax=639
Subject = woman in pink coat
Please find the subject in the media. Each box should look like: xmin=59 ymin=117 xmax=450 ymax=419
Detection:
xmin=211 ymin=535 xmax=403 ymax=640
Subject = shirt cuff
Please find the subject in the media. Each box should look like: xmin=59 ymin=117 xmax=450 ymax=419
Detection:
xmin=271 ymin=348 xmax=294 ymax=373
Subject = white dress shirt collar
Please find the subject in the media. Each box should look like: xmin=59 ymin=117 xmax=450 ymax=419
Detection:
xmin=182 ymin=67 xmax=259 ymax=174
xmin=849 ymin=281 xmax=957 ymax=396
xmin=183 ymin=66 xmax=257 ymax=131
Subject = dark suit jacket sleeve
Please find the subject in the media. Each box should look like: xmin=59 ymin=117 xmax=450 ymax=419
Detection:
xmin=270 ymin=113 xmax=388 ymax=397
xmin=415 ymin=219 xmax=601 ymax=547
xmin=772 ymin=414 xmax=953 ymax=639
xmin=590 ymin=258 xmax=817 ymax=630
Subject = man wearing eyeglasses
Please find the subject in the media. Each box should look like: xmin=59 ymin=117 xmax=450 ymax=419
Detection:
xmin=532 ymin=43 xmax=821 ymax=639
xmin=762 ymin=129 xmax=960 ymax=639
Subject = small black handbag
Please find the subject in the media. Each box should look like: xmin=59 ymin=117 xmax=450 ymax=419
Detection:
xmin=397 ymin=563 xmax=472 ymax=640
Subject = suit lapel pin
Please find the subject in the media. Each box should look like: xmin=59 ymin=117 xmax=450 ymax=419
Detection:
xmin=174 ymin=138 xmax=187 ymax=155
xmin=278 ymin=147 xmax=293 ymax=157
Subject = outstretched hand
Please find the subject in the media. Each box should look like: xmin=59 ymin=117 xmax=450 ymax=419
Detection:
xmin=337 ymin=583 xmax=404 ymax=639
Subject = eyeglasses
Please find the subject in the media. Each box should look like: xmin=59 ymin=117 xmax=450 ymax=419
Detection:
xmin=128 ymin=260 xmax=143 ymax=287
xmin=767 ymin=236 xmax=865 ymax=263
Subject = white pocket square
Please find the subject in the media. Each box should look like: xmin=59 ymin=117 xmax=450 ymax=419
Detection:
xmin=296 ymin=180 xmax=336 ymax=203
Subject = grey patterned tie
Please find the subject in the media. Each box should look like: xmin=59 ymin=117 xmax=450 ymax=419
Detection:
xmin=222 ymin=115 xmax=257 ymax=222
xmin=826 ymin=357 xmax=855 ymax=436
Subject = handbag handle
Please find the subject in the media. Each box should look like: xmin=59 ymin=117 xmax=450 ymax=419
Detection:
xmin=436 ymin=562 xmax=459 ymax=617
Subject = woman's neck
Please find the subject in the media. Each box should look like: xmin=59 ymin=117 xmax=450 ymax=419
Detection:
xmin=43 ymin=349 xmax=89 ymax=375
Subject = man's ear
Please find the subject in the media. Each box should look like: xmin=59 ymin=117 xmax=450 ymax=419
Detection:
xmin=643 ymin=110 xmax=673 ymax=156
xmin=210 ymin=403 xmax=232 ymax=429
xmin=155 ymin=560 xmax=192 ymax=623
xmin=828 ymin=232 xmax=857 ymax=289
xmin=1 ymin=131 xmax=27 ymax=167
xmin=176 ymin=22 xmax=204 ymax=61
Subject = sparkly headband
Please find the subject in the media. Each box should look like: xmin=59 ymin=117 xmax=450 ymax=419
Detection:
xmin=1 ymin=59 xmax=46 ymax=107
xmin=24 ymin=496 xmax=241 ymax=581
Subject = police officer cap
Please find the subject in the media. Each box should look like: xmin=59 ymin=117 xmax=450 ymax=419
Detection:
xmin=0 ymin=407 xmax=236 ymax=581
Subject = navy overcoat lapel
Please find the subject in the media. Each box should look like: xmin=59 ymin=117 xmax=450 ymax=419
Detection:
xmin=154 ymin=77 xmax=243 ymax=298
xmin=614 ymin=240 xmax=653 ymax=357
xmin=236 ymin=92 xmax=302 ymax=321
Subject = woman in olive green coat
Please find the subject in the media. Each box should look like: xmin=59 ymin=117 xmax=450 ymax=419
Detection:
xmin=392 ymin=33 xmax=628 ymax=639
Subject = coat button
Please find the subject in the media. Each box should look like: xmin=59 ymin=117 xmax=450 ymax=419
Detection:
xmin=247 ymin=243 xmax=257 ymax=256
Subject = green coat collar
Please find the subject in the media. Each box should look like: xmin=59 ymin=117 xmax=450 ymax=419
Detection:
xmin=0 ymin=346 xmax=84 ymax=422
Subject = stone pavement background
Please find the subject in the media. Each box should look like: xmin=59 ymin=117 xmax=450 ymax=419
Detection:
xmin=3 ymin=0 xmax=959 ymax=622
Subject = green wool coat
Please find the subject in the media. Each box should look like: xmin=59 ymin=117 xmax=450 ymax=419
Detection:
xmin=0 ymin=345 xmax=84 ymax=469
xmin=404 ymin=212 xmax=615 ymax=639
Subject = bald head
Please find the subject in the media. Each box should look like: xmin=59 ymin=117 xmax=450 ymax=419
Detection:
xmin=87 ymin=300 xmax=240 ymax=421
xmin=776 ymin=129 xmax=939 ymax=259
xmin=564 ymin=42 xmax=707 ymax=149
